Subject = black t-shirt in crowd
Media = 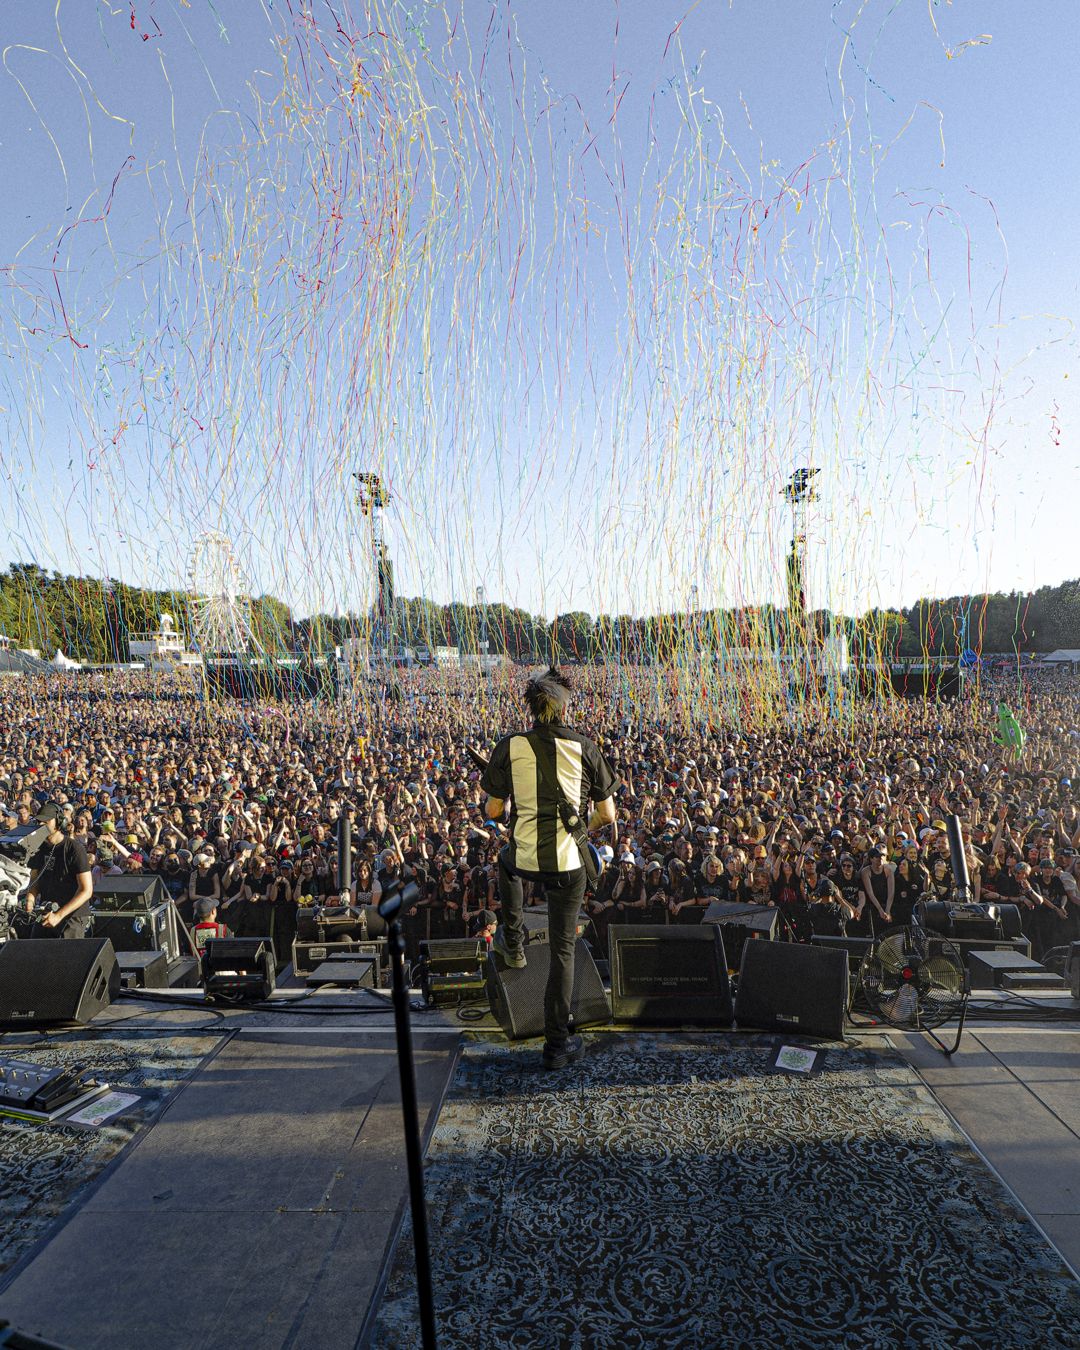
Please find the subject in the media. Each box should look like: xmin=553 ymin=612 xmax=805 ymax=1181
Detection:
xmin=829 ymin=872 xmax=862 ymax=909
xmin=30 ymin=837 xmax=90 ymax=911
xmin=158 ymin=866 xmax=188 ymax=901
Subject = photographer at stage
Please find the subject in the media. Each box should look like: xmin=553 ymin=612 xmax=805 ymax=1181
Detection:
xmin=24 ymin=803 xmax=93 ymax=938
xmin=481 ymin=668 xmax=617 ymax=1070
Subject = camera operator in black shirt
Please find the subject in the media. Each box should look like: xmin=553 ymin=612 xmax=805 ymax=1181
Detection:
xmin=25 ymin=803 xmax=93 ymax=938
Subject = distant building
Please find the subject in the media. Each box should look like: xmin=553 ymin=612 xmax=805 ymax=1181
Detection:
xmin=127 ymin=613 xmax=202 ymax=670
xmin=461 ymin=652 xmax=508 ymax=674
xmin=433 ymin=646 xmax=461 ymax=669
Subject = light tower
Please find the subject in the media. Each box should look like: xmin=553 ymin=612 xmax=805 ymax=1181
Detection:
xmin=354 ymin=472 xmax=394 ymax=664
xmin=780 ymin=467 xmax=820 ymax=692
xmin=781 ymin=468 xmax=819 ymax=626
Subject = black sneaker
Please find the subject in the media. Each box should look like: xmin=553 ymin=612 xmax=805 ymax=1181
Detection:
xmin=542 ymin=1034 xmax=584 ymax=1071
xmin=492 ymin=927 xmax=526 ymax=969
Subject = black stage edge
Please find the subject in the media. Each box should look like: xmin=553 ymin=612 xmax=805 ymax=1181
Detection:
xmin=0 ymin=1029 xmax=460 ymax=1350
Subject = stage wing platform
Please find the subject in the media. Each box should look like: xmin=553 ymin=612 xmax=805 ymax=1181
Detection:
xmin=0 ymin=1020 xmax=458 ymax=1350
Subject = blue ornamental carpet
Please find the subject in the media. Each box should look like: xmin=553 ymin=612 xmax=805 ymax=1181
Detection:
xmin=0 ymin=1029 xmax=223 ymax=1284
xmin=373 ymin=1032 xmax=1080 ymax=1349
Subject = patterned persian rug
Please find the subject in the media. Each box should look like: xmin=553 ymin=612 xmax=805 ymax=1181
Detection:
xmin=374 ymin=1032 xmax=1080 ymax=1350
xmin=0 ymin=1030 xmax=222 ymax=1282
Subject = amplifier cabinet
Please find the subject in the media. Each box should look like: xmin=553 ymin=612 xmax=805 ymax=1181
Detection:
xmin=91 ymin=901 xmax=182 ymax=964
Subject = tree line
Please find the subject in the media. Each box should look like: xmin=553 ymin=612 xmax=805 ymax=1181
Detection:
xmin=0 ymin=561 xmax=1077 ymax=665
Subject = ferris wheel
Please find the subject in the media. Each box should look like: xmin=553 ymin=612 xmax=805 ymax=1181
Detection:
xmin=186 ymin=531 xmax=258 ymax=654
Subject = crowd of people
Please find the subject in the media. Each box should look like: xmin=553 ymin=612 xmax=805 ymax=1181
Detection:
xmin=2 ymin=663 xmax=1079 ymax=968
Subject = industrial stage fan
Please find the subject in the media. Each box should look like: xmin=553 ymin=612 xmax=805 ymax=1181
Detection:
xmin=857 ymin=924 xmax=970 ymax=1056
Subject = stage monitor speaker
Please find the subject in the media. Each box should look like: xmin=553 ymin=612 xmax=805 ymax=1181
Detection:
xmin=90 ymin=874 xmax=168 ymax=912
xmin=810 ymin=934 xmax=874 ymax=969
xmin=735 ymin=940 xmax=848 ymax=1040
xmin=295 ymin=905 xmax=387 ymax=943
xmin=703 ymin=901 xmax=779 ymax=971
xmin=91 ymin=901 xmax=183 ymax=964
xmin=117 ymin=949 xmax=169 ymax=990
xmin=419 ymin=938 xmax=486 ymax=974
xmin=201 ymin=938 xmax=276 ymax=1003
xmin=0 ymin=821 xmax=50 ymax=865
xmin=292 ymin=937 xmax=361 ymax=978
xmin=485 ymin=938 xmax=610 ymax=1040
xmin=522 ymin=906 xmax=589 ymax=946
xmin=0 ymin=937 xmax=119 ymax=1027
xmin=949 ymin=935 xmax=1031 ymax=965
xmin=609 ymin=925 xmax=733 ymax=1026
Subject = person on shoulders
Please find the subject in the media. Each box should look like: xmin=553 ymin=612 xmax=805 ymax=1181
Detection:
xmin=191 ymin=897 xmax=231 ymax=956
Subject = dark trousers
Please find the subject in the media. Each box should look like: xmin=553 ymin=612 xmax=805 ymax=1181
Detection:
xmin=498 ymin=851 xmax=586 ymax=1049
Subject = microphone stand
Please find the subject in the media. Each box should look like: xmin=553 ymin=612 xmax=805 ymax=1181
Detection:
xmin=378 ymin=879 xmax=437 ymax=1350
xmin=337 ymin=812 xmax=352 ymax=905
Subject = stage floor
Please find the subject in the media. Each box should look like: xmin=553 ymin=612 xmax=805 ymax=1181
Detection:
xmin=0 ymin=1015 xmax=459 ymax=1350
xmin=0 ymin=989 xmax=1078 ymax=1349
xmin=887 ymin=1025 xmax=1080 ymax=1280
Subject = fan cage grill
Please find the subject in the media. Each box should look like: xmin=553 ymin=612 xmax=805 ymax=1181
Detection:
xmin=858 ymin=926 xmax=966 ymax=1030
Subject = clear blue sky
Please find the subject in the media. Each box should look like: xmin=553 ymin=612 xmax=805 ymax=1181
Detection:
xmin=0 ymin=1 xmax=1076 ymax=623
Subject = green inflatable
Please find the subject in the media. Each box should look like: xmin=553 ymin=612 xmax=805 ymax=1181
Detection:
xmin=995 ymin=702 xmax=1026 ymax=752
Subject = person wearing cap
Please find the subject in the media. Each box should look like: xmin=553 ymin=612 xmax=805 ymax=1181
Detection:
xmin=94 ymin=844 xmax=123 ymax=881
xmin=582 ymin=846 xmax=620 ymax=954
xmin=191 ymin=896 xmax=231 ymax=955
xmin=184 ymin=848 xmax=221 ymax=929
xmin=858 ymin=849 xmax=894 ymax=935
xmin=24 ymin=803 xmax=94 ymax=939
xmin=481 ymin=667 xmax=617 ymax=1071
xmin=268 ymin=858 xmax=299 ymax=964
xmin=469 ymin=908 xmax=498 ymax=946
xmin=1031 ymin=859 xmax=1072 ymax=958
xmin=159 ymin=849 xmax=191 ymax=902
xmin=808 ymin=873 xmax=856 ymax=938
xmin=829 ymin=853 xmax=866 ymax=922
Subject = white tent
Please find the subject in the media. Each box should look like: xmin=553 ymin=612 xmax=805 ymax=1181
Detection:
xmin=52 ymin=649 xmax=82 ymax=669
xmin=1043 ymin=649 xmax=1080 ymax=665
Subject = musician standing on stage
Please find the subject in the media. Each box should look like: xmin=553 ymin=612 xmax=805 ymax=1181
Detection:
xmin=481 ymin=668 xmax=617 ymax=1070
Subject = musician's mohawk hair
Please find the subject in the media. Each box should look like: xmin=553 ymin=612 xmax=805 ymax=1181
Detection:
xmin=524 ymin=666 xmax=572 ymax=724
